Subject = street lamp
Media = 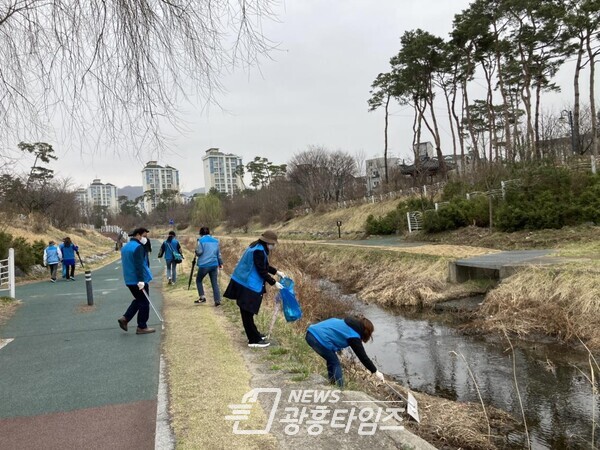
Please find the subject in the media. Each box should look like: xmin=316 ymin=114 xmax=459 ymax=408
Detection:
xmin=561 ymin=110 xmax=577 ymax=154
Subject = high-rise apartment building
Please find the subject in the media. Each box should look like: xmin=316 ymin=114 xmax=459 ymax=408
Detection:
xmin=202 ymin=148 xmax=243 ymax=195
xmin=141 ymin=161 xmax=180 ymax=213
xmin=75 ymin=179 xmax=119 ymax=213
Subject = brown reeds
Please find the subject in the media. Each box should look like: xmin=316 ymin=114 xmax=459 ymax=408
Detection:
xmin=216 ymin=238 xmax=517 ymax=450
xmin=475 ymin=265 xmax=600 ymax=349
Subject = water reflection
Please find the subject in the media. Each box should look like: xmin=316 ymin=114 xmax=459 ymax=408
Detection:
xmin=319 ymin=280 xmax=600 ymax=449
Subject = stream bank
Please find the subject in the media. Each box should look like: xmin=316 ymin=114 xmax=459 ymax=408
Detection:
xmin=320 ymin=280 xmax=599 ymax=449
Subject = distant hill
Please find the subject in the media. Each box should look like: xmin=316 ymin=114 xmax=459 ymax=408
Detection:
xmin=183 ymin=188 xmax=205 ymax=196
xmin=118 ymin=185 xmax=204 ymax=200
xmin=118 ymin=185 xmax=144 ymax=200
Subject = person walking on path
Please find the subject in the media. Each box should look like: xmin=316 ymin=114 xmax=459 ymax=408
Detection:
xmin=59 ymin=237 xmax=79 ymax=280
xmin=158 ymin=231 xmax=183 ymax=285
xmin=305 ymin=316 xmax=385 ymax=388
xmin=43 ymin=240 xmax=62 ymax=283
xmin=194 ymin=226 xmax=223 ymax=306
xmin=117 ymin=227 xmax=156 ymax=335
xmin=224 ymin=230 xmax=286 ymax=348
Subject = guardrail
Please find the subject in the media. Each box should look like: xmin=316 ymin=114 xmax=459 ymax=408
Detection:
xmin=0 ymin=249 xmax=16 ymax=299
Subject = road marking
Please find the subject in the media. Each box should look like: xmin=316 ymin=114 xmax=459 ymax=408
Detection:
xmin=156 ymin=355 xmax=175 ymax=449
xmin=104 ymin=278 xmax=119 ymax=281
xmin=0 ymin=338 xmax=14 ymax=351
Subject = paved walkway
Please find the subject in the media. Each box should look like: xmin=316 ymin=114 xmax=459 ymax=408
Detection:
xmin=0 ymin=246 xmax=165 ymax=450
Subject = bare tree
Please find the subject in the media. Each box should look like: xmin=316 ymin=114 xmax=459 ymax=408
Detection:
xmin=0 ymin=1 xmax=277 ymax=159
xmin=288 ymin=146 xmax=357 ymax=208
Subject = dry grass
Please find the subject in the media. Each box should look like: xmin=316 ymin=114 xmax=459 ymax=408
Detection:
xmin=0 ymin=219 xmax=118 ymax=273
xmin=278 ymin=197 xmax=400 ymax=234
xmin=162 ymin=251 xmax=277 ymax=449
xmin=0 ymin=297 xmax=19 ymax=325
xmin=206 ymin=239 xmax=520 ymax=449
xmin=324 ymin=242 xmax=498 ymax=259
xmin=275 ymin=243 xmax=484 ymax=307
xmin=345 ymin=360 xmax=516 ymax=450
xmin=473 ymin=263 xmax=600 ymax=349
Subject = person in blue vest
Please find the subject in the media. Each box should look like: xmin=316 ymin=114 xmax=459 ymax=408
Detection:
xmin=117 ymin=227 xmax=155 ymax=334
xmin=306 ymin=316 xmax=385 ymax=387
xmin=194 ymin=226 xmax=223 ymax=306
xmin=158 ymin=230 xmax=183 ymax=285
xmin=224 ymin=230 xmax=285 ymax=348
xmin=43 ymin=240 xmax=62 ymax=283
xmin=59 ymin=237 xmax=79 ymax=280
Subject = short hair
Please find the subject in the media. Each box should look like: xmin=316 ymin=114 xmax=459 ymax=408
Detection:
xmin=168 ymin=230 xmax=176 ymax=236
xmin=199 ymin=226 xmax=210 ymax=236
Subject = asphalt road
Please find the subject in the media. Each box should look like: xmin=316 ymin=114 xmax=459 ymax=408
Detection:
xmin=0 ymin=246 xmax=165 ymax=450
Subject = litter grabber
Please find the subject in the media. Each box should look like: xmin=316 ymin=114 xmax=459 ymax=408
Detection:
xmin=76 ymin=250 xmax=84 ymax=268
xmin=141 ymin=288 xmax=165 ymax=330
xmin=383 ymin=380 xmax=420 ymax=423
xmin=266 ymin=297 xmax=281 ymax=340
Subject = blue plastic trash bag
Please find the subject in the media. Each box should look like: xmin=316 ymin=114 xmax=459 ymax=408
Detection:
xmin=277 ymin=276 xmax=302 ymax=322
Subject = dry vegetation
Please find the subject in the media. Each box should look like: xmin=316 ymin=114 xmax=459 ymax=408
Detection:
xmin=215 ymin=238 xmax=518 ymax=449
xmin=473 ymin=262 xmax=600 ymax=349
xmin=0 ymin=297 xmax=19 ymax=325
xmin=161 ymin=254 xmax=277 ymax=450
xmin=259 ymin=196 xmax=402 ymax=238
xmin=1 ymin=219 xmax=115 ymax=261
xmin=261 ymin=242 xmax=485 ymax=308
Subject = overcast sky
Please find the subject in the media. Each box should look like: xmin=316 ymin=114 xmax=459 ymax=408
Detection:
xmin=24 ymin=0 xmax=590 ymax=192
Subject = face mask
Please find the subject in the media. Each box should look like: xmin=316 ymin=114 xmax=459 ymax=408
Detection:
xmin=140 ymin=237 xmax=148 ymax=245
xmin=267 ymin=244 xmax=275 ymax=251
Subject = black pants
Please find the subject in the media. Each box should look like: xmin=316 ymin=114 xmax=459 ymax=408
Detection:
xmin=65 ymin=264 xmax=75 ymax=279
xmin=240 ymin=308 xmax=262 ymax=343
xmin=124 ymin=284 xmax=150 ymax=329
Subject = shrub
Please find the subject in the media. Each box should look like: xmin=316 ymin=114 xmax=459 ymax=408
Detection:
xmin=11 ymin=237 xmax=37 ymax=273
xmin=364 ymin=197 xmax=435 ymax=235
xmin=366 ymin=212 xmax=401 ymax=235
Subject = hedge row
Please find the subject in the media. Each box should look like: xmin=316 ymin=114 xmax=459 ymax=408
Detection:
xmin=365 ymin=167 xmax=600 ymax=235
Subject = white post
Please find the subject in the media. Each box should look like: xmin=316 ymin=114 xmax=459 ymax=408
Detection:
xmin=423 ymin=185 xmax=427 ymax=196
xmin=435 ymin=203 xmax=439 ymax=211
xmin=8 ymin=248 xmax=15 ymax=299
xmin=592 ymin=155 xmax=597 ymax=175
xmin=407 ymin=212 xmax=412 ymax=233
xmin=466 ymin=193 xmax=471 ymax=200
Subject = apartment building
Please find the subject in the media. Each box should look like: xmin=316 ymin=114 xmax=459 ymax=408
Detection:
xmin=75 ymin=179 xmax=119 ymax=213
xmin=202 ymin=148 xmax=243 ymax=195
xmin=141 ymin=161 xmax=180 ymax=213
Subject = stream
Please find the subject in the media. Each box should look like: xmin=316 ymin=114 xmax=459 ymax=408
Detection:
xmin=318 ymin=280 xmax=599 ymax=449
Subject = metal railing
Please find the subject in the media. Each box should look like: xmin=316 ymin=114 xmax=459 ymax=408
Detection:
xmin=0 ymin=249 xmax=16 ymax=299
xmin=407 ymin=211 xmax=423 ymax=233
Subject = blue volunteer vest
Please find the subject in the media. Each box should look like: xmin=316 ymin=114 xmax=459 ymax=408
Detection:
xmin=45 ymin=246 xmax=60 ymax=264
xmin=231 ymin=244 xmax=268 ymax=293
xmin=307 ymin=318 xmax=360 ymax=352
xmin=60 ymin=243 xmax=76 ymax=261
xmin=164 ymin=238 xmax=180 ymax=261
xmin=121 ymin=240 xmax=153 ymax=285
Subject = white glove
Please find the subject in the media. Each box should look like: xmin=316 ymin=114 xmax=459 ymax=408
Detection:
xmin=137 ymin=281 xmax=145 ymax=290
xmin=276 ymin=271 xmax=286 ymax=279
xmin=374 ymin=370 xmax=385 ymax=382
xmin=274 ymin=281 xmax=283 ymax=290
